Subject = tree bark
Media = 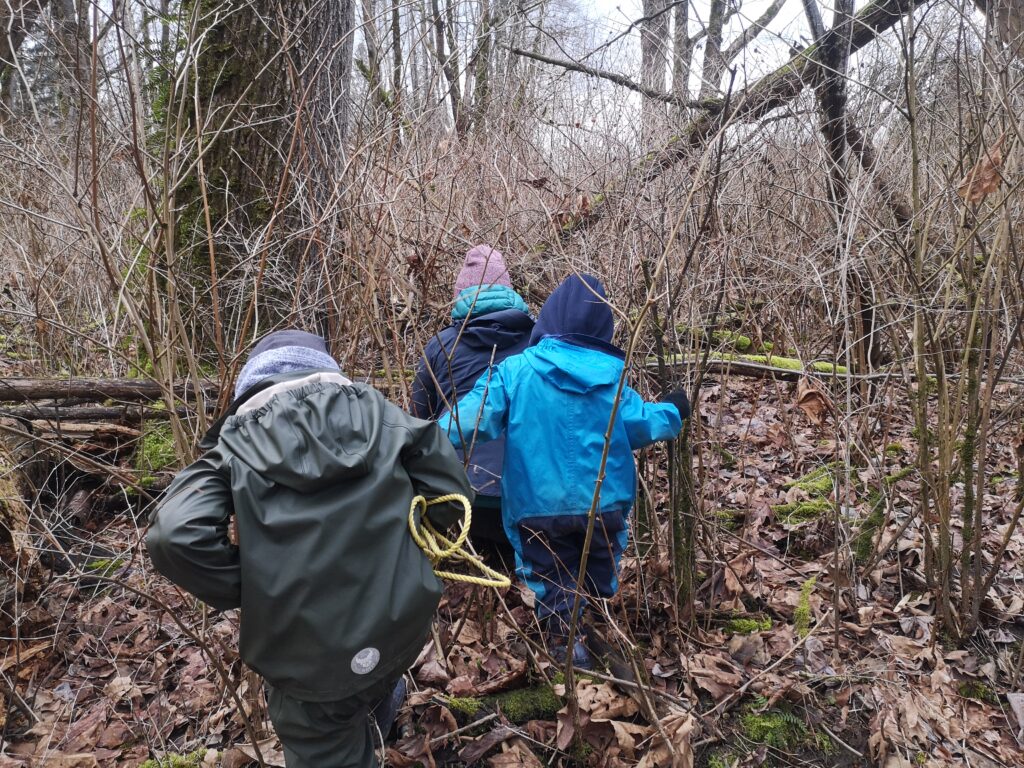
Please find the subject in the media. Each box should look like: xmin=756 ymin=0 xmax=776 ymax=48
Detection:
xmin=641 ymin=0 xmax=670 ymax=141
xmin=0 ymin=0 xmax=50 ymax=115
xmin=0 ymin=378 xmax=218 ymax=403
xmin=699 ymin=0 xmax=727 ymax=98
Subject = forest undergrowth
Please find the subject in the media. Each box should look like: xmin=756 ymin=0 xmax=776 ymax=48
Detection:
xmin=2 ymin=346 xmax=1023 ymax=766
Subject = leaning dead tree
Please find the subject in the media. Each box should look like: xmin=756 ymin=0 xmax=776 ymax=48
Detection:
xmin=514 ymin=0 xmax=930 ymax=239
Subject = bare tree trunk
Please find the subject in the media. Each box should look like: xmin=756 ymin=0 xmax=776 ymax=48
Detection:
xmin=390 ymin=0 xmax=403 ymax=121
xmin=699 ymin=0 xmax=726 ymax=98
xmin=359 ymin=0 xmax=389 ymax=110
xmin=469 ymin=0 xmax=493 ymax=133
xmin=671 ymin=0 xmax=691 ymax=108
xmin=0 ymin=0 xmax=51 ymax=116
xmin=640 ymin=0 xmax=669 ymax=141
xmin=431 ymin=0 xmax=463 ymax=131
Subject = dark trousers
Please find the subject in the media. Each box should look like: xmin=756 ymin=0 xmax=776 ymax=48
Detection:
xmin=266 ymin=677 xmax=395 ymax=768
xmin=471 ymin=494 xmax=515 ymax=569
xmin=517 ymin=511 xmax=626 ymax=626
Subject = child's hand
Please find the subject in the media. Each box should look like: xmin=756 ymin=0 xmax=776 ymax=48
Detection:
xmin=662 ymin=389 xmax=691 ymax=421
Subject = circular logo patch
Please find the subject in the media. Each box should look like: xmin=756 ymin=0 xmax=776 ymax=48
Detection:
xmin=351 ymin=647 xmax=381 ymax=675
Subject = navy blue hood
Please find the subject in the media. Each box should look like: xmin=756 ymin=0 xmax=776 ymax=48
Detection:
xmin=454 ymin=308 xmax=534 ymax=353
xmin=530 ymin=274 xmax=623 ymax=358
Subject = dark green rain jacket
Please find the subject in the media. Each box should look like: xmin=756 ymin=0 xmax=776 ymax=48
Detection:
xmin=146 ymin=371 xmax=473 ymax=701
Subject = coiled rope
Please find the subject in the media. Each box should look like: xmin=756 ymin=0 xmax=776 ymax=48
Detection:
xmin=408 ymin=494 xmax=511 ymax=588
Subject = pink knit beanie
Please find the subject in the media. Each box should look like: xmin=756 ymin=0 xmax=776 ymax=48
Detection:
xmin=453 ymin=245 xmax=512 ymax=298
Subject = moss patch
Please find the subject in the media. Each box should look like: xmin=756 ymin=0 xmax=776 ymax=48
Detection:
xmin=707 ymin=751 xmax=739 ymax=768
xmin=772 ymin=498 xmax=834 ymax=524
xmin=725 ymin=616 xmax=772 ymax=635
xmin=140 ymin=751 xmax=212 ymax=768
xmin=135 ymin=421 xmax=178 ymax=473
xmin=447 ymin=696 xmax=483 ymax=718
xmin=488 ymin=683 xmax=562 ymax=723
xmin=658 ymin=353 xmax=848 ymax=375
xmin=795 ymin=577 xmax=816 ymax=637
xmin=957 ymin=680 xmax=996 ymax=703
xmin=715 ymin=509 xmax=742 ymax=530
xmin=854 ymin=496 xmax=884 ymax=564
xmin=84 ymin=557 xmax=126 ymax=576
xmin=447 ymin=683 xmax=564 ymax=725
xmin=740 ymin=705 xmax=831 ymax=754
xmin=711 ymin=330 xmax=753 ymax=352
xmin=783 ymin=463 xmax=840 ymax=496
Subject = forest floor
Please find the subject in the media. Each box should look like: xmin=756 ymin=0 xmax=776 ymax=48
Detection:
xmin=1 ymin=371 xmax=1023 ymax=767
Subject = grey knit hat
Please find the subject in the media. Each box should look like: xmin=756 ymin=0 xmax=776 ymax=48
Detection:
xmin=234 ymin=330 xmax=340 ymax=399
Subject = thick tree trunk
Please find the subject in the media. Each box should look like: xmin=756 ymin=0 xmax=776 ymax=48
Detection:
xmin=0 ymin=0 xmax=51 ymax=115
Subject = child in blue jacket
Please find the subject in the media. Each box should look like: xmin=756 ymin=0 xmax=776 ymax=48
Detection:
xmin=439 ymin=274 xmax=690 ymax=667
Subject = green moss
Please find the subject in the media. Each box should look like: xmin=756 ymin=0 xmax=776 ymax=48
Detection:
xmin=740 ymin=706 xmax=831 ymax=754
xmin=711 ymin=330 xmax=753 ymax=352
xmin=135 ymin=421 xmax=178 ymax=473
xmin=783 ymin=463 xmax=840 ymax=495
xmin=656 ymin=353 xmax=847 ymax=375
xmin=717 ymin=446 xmax=738 ymax=469
xmin=771 ymin=498 xmax=834 ymax=524
xmin=487 ymin=684 xmax=562 ymax=723
xmin=957 ymin=680 xmax=996 ymax=703
xmin=84 ymin=557 xmax=126 ymax=575
xmin=140 ymin=751 xmax=211 ymax=768
xmin=725 ymin=616 xmax=772 ymax=635
xmin=447 ymin=696 xmax=483 ymax=718
xmin=885 ymin=443 xmax=906 ymax=456
xmin=794 ymin=577 xmax=816 ymax=637
xmin=854 ymin=497 xmax=884 ymax=564
xmin=715 ymin=509 xmax=741 ymax=530
xmin=707 ymin=751 xmax=737 ymax=768
xmin=884 ymin=465 xmax=915 ymax=485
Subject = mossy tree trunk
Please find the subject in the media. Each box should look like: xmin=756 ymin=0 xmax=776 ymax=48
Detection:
xmin=180 ymin=0 xmax=355 ymax=340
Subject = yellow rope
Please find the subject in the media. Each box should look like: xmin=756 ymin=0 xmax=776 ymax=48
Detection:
xmin=409 ymin=494 xmax=511 ymax=589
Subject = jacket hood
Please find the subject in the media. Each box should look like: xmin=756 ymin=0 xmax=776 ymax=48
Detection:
xmin=526 ymin=337 xmax=624 ymax=394
xmin=530 ymin=274 xmax=623 ymax=357
xmin=452 ymin=284 xmax=530 ymax=321
xmin=448 ymin=308 xmax=535 ymax=353
xmin=219 ymin=373 xmax=381 ymax=491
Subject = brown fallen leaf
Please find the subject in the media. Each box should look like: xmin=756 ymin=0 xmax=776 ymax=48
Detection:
xmin=957 ymin=133 xmax=1007 ymax=204
xmin=688 ymin=653 xmax=744 ymax=700
xmin=233 ymin=740 xmax=286 ymax=767
xmin=459 ymin=726 xmax=515 ymax=764
xmin=795 ymin=378 xmax=834 ymax=426
xmin=636 ymin=708 xmax=698 ymax=768
xmin=487 ymin=739 xmax=543 ymax=768
xmin=35 ymin=756 xmax=100 ymax=768
xmin=387 ymin=734 xmax=436 ymax=768
xmin=219 ymin=748 xmax=257 ymax=768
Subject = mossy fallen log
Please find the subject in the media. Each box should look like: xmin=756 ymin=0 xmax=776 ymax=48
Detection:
xmin=653 ymin=353 xmax=851 ymax=381
xmin=447 ymin=682 xmax=563 ymax=725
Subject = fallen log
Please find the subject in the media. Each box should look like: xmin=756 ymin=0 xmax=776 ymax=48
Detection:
xmin=0 ymin=377 xmax=219 ymax=404
xmin=0 ymin=403 xmax=211 ymax=422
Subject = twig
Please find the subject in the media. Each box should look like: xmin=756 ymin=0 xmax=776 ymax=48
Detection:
xmin=820 ymin=723 xmax=864 ymax=758
xmin=0 ymin=668 xmax=38 ymax=724
xmin=507 ymin=46 xmax=711 ymax=110
xmin=429 ymin=712 xmax=499 ymax=745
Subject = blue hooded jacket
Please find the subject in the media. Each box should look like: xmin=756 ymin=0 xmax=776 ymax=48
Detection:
xmin=438 ymin=274 xmax=682 ymax=559
xmin=412 ymin=286 xmax=534 ymax=496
